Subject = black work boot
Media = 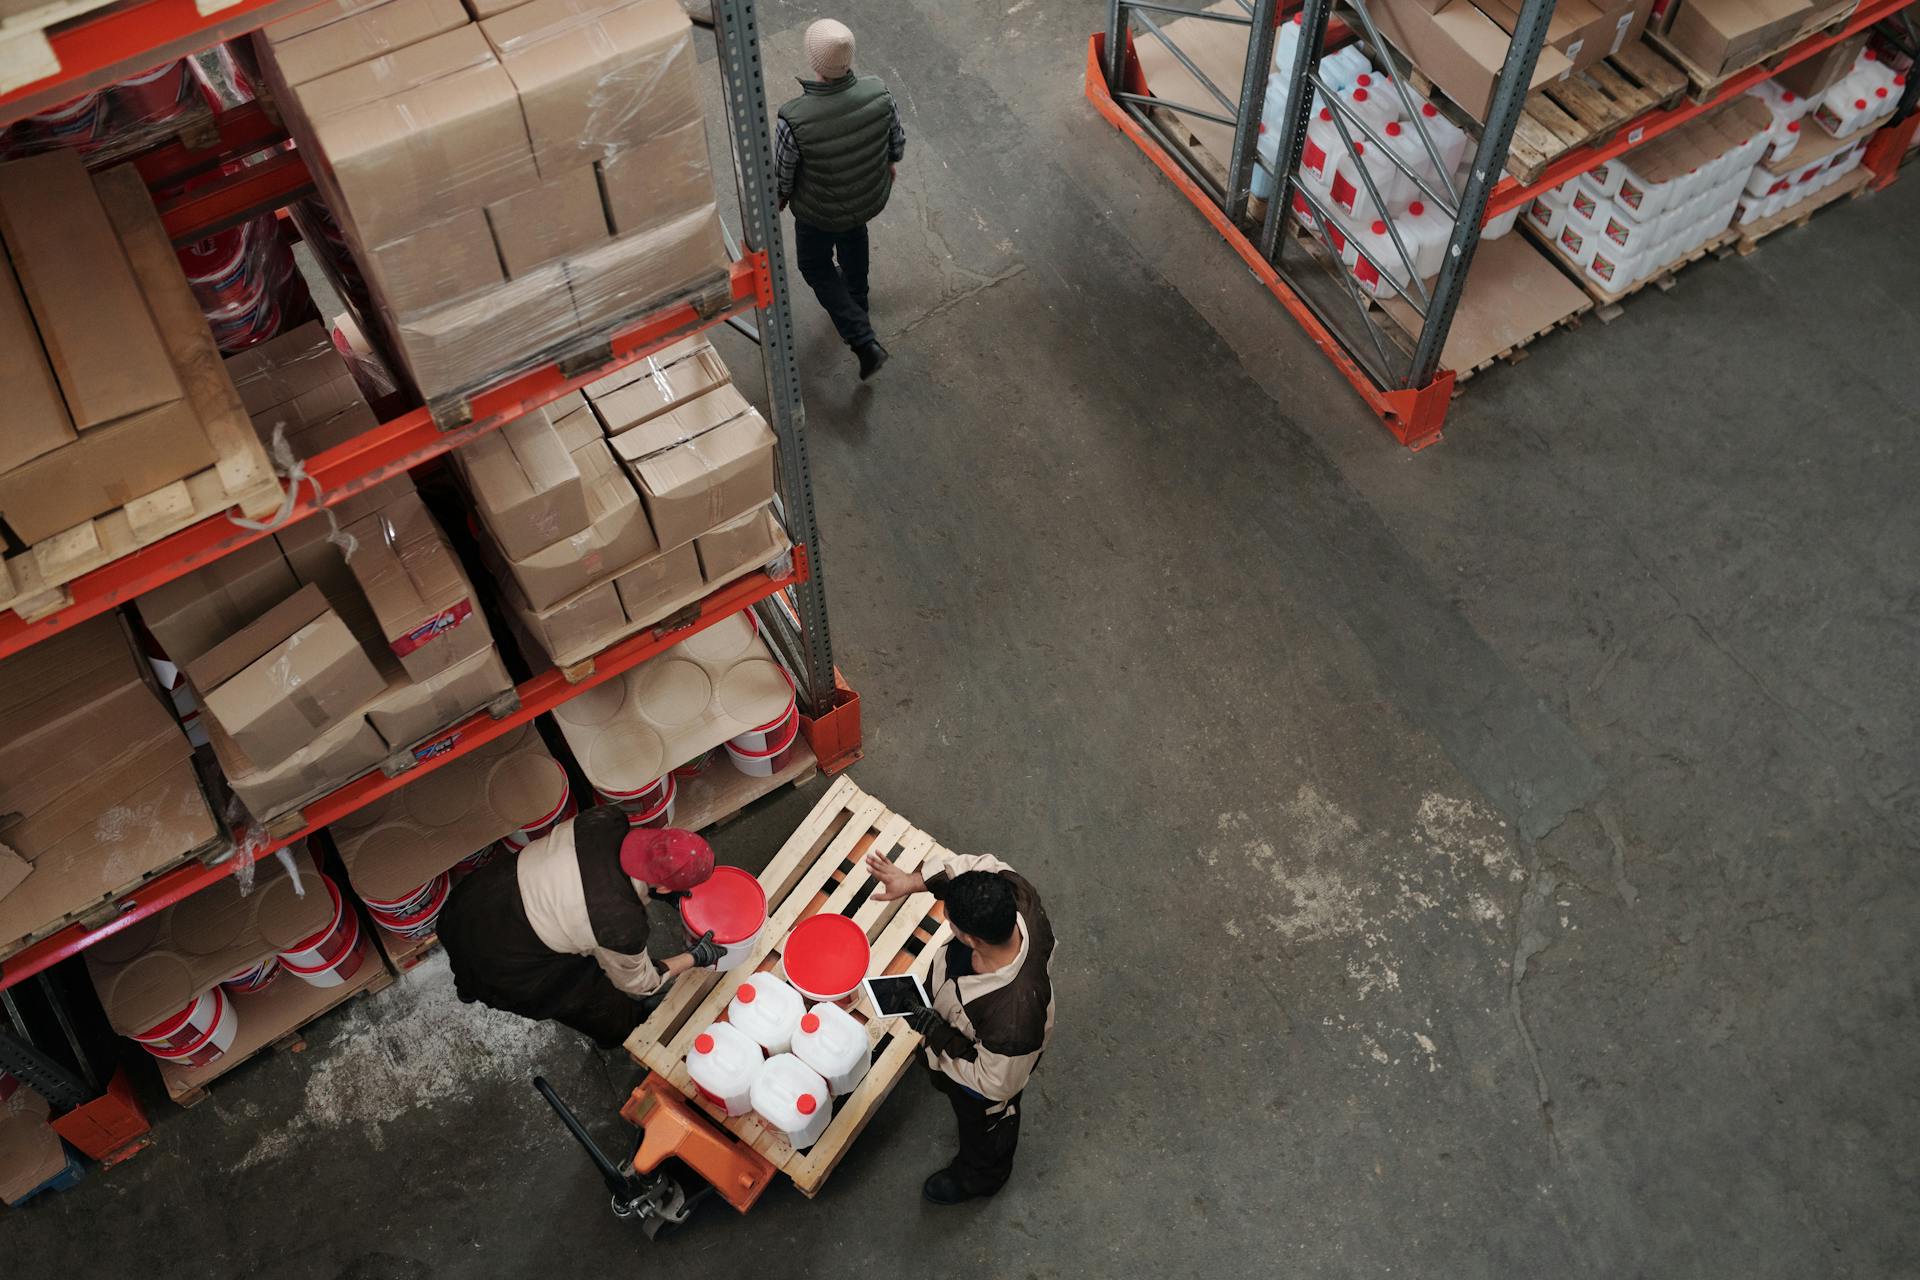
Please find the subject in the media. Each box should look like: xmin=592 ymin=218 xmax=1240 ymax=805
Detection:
xmin=922 ymin=1168 xmax=993 ymax=1205
xmin=856 ymin=341 xmax=889 ymax=380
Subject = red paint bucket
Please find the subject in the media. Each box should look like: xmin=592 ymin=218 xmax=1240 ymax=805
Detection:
xmin=134 ymin=987 xmax=239 ymax=1067
xmin=276 ymin=875 xmax=365 ymax=987
xmin=112 ymin=60 xmax=192 ymax=123
xmin=678 ymin=865 xmax=767 ymax=972
xmin=596 ymin=770 xmax=668 ymax=814
xmin=728 ymin=700 xmax=799 ymax=755
xmin=622 ymin=773 xmax=676 ymax=829
xmin=177 ymin=221 xmax=255 ymax=298
xmin=503 ymin=763 xmax=576 ymax=851
xmin=222 ymin=955 xmax=281 ymax=994
xmin=29 ymin=91 xmax=108 ymax=152
xmin=724 ymin=712 xmax=800 ymax=778
xmin=781 ymin=913 xmax=870 ymax=1005
xmin=368 ymin=872 xmax=449 ymax=940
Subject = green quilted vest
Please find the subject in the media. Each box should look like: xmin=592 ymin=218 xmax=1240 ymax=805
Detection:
xmin=778 ymin=73 xmax=895 ymax=232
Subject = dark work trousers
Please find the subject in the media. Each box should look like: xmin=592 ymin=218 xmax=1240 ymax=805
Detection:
xmin=440 ymin=856 xmax=645 ymax=1050
xmin=792 ymin=218 xmax=876 ymax=349
xmin=930 ymin=1068 xmax=1022 ymax=1194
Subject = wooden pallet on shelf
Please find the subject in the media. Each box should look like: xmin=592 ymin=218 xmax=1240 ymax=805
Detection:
xmin=1505 ymin=42 xmax=1690 ymax=183
xmin=160 ymin=933 xmax=392 ymax=1107
xmin=1734 ymin=165 xmax=1872 ymax=252
xmin=624 ymin=775 xmax=951 ymax=1199
xmin=1525 ymin=219 xmax=1741 ymax=321
xmin=372 ymin=923 xmax=439 ymax=974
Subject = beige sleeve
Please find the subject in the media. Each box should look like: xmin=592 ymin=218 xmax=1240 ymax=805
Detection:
xmin=593 ymin=947 xmax=665 ymax=998
xmin=920 ymin=849 xmax=1015 ymax=883
xmin=929 ymin=1042 xmax=1041 ymax=1102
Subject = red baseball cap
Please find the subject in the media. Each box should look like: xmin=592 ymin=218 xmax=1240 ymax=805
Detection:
xmin=619 ymin=828 xmax=715 ymax=891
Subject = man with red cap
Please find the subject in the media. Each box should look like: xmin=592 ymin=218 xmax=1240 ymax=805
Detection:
xmin=440 ymin=806 xmax=725 ymax=1048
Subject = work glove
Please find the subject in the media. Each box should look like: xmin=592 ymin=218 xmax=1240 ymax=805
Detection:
xmin=907 ymin=1006 xmax=969 ymax=1057
xmin=684 ymin=929 xmax=724 ymax=970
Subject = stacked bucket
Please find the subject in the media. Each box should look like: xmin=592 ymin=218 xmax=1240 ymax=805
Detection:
xmin=724 ymin=673 xmax=800 ymax=778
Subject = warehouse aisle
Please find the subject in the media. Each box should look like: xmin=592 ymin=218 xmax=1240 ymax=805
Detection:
xmin=6 ymin=1 xmax=1918 ymax=1274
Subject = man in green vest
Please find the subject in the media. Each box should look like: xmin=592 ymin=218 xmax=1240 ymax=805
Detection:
xmin=776 ymin=19 xmax=906 ymax=381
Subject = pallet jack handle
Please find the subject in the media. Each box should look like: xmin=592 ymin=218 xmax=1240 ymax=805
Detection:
xmin=533 ymin=1075 xmax=644 ymax=1203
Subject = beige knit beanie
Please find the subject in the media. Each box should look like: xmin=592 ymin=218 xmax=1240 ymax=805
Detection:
xmin=804 ymin=19 xmax=855 ymax=80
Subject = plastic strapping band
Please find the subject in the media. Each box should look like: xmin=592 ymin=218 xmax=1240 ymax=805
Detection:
xmin=227 ymin=422 xmax=360 ymax=563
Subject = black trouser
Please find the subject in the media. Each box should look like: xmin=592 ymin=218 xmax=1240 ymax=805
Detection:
xmin=792 ymin=218 xmax=875 ymax=349
xmin=931 ymin=1069 xmax=1022 ymax=1194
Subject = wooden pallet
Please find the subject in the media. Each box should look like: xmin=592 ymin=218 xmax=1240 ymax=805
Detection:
xmin=373 ymin=923 xmax=440 ymax=974
xmin=1734 ymin=165 xmax=1872 ymax=252
xmin=1523 ymin=216 xmax=1742 ymax=320
xmin=624 ymin=775 xmax=951 ymax=1198
xmin=0 ymin=167 xmax=284 ymax=624
xmin=161 ymin=933 xmax=393 ymax=1106
xmin=1506 ymin=42 xmax=1690 ymax=183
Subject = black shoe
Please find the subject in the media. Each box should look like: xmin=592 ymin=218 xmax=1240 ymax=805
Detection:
xmin=922 ymin=1169 xmax=992 ymax=1205
xmin=856 ymin=341 xmax=889 ymax=380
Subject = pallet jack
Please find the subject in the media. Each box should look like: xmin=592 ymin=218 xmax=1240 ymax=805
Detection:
xmin=534 ymin=1073 xmax=779 ymax=1236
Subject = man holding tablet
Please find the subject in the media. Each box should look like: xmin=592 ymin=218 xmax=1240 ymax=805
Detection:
xmin=865 ymin=847 xmax=1057 ymax=1205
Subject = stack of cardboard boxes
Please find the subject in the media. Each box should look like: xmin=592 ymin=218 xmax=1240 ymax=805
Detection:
xmin=1653 ymin=0 xmax=1856 ymax=81
xmin=137 ymin=328 xmax=516 ymax=820
xmin=1374 ymin=0 xmax=1656 ymax=118
xmin=457 ymin=335 xmax=786 ymax=665
xmin=0 ymin=616 xmax=217 ymax=957
xmin=0 ymin=153 xmax=269 ymax=547
xmin=254 ymin=0 xmax=727 ymax=400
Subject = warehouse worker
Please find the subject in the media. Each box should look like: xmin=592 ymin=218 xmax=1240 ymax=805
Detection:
xmin=865 ymin=848 xmax=1057 ymax=1205
xmin=776 ymin=18 xmax=906 ymax=381
xmin=441 ymin=807 xmax=725 ymax=1049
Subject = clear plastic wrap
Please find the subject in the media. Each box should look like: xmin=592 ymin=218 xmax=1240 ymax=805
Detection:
xmin=0 ymin=51 xmax=253 ymax=170
xmin=256 ymin=0 xmax=729 ymax=400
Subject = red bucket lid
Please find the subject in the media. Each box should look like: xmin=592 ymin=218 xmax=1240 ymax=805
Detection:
xmin=679 ymin=865 xmax=766 ymax=945
xmin=782 ymin=914 xmax=869 ymax=998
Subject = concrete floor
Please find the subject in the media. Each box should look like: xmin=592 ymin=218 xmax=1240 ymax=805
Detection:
xmin=10 ymin=1 xmax=1920 ymax=1273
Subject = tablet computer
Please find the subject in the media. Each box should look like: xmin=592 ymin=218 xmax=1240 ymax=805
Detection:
xmin=863 ymin=973 xmax=932 ymax=1020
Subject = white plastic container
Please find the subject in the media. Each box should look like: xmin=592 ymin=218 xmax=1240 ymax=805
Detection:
xmin=1552 ymin=219 xmax=1597 ymax=271
xmin=1412 ymin=100 xmax=1471 ymax=188
xmin=1585 ymin=240 xmax=1639 ymax=292
xmin=1325 ymin=140 xmax=1380 ymax=223
xmin=1379 ymin=119 xmax=1437 ymax=194
xmin=1301 ymin=106 xmax=1342 ymax=190
xmin=1346 ymin=84 xmax=1398 ymax=134
xmin=1583 ymin=158 xmax=1626 ymax=199
xmin=1351 ymin=217 xmax=1411 ymax=299
xmin=1814 ymin=73 xmax=1874 ymax=135
xmin=1483 ymin=199 xmax=1522 ymax=240
xmin=726 ymin=972 xmax=804 ymax=1055
xmin=1565 ymin=174 xmax=1611 ymax=234
xmin=1396 ymin=199 xmax=1451 ymax=279
xmin=1321 ymin=45 xmax=1373 ymax=94
xmin=751 ymin=1053 xmax=832 ymax=1150
xmin=1598 ymin=205 xmax=1657 ymax=255
xmin=792 ymin=1002 xmax=872 ymax=1097
xmin=1272 ymin=12 xmax=1304 ymax=73
xmin=687 ymin=1021 xmax=763 ymax=1117
xmin=1764 ymin=116 xmax=1802 ymax=163
xmin=1524 ymin=194 xmax=1568 ymax=239
xmin=1613 ymin=162 xmax=1671 ymax=221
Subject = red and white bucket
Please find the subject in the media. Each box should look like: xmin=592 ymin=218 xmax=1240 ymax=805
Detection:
xmin=456 ymin=843 xmax=501 ymax=873
xmin=111 ymin=59 xmax=193 ymax=123
xmin=727 ymin=692 xmax=799 ymax=755
xmin=595 ymin=771 xmax=668 ymax=814
xmin=503 ymin=763 xmax=577 ymax=852
xmin=133 ymin=987 xmax=239 ymax=1068
xmin=366 ymin=873 xmax=450 ymax=940
xmin=276 ymin=875 xmax=365 ymax=988
xmin=177 ymin=221 xmax=257 ymax=307
xmin=780 ymin=913 xmax=871 ymax=1006
xmin=222 ymin=955 xmax=281 ymax=995
xmin=678 ymin=865 xmax=767 ymax=972
xmin=724 ymin=712 xmax=801 ymax=778
xmin=671 ymin=748 xmax=717 ymax=781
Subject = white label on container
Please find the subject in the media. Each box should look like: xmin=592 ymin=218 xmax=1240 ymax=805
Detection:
xmin=1610 ymin=12 xmax=1633 ymax=53
xmin=1628 ymin=126 xmax=1645 ymax=143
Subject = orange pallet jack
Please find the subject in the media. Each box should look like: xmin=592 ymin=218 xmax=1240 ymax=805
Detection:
xmin=535 ymin=1074 xmax=777 ymax=1237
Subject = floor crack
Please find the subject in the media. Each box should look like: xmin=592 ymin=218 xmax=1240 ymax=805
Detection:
xmin=1511 ymin=834 xmax=1564 ymax=1162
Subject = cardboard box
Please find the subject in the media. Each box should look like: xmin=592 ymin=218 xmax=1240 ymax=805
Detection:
xmin=362 ymin=208 xmax=507 ymax=313
xmin=1771 ymin=29 xmax=1866 ymax=95
xmin=597 ymin=119 xmax=711 ymax=236
xmin=0 ymin=1090 xmax=68 ymax=1207
xmin=366 ymin=642 xmax=514 ymax=746
xmin=507 ymin=574 xmax=625 ymax=661
xmin=391 ymin=257 xmax=575 ymax=396
xmin=331 ymin=723 xmax=564 ymax=899
xmin=693 ymin=502 xmax=786 ymax=584
xmin=464 ymin=0 xmax=531 ymax=15
xmin=185 ymin=583 xmax=388 ymax=765
xmin=206 ymin=695 xmax=388 ymax=818
xmin=1373 ymin=0 xmax=1573 ymax=118
xmin=303 ymin=56 xmax=541 ymax=249
xmin=607 ymin=379 xmax=750 ymax=454
xmin=567 ymin=203 xmax=727 ymax=335
xmin=586 ymin=340 xmax=728 ymax=433
xmin=551 ymin=392 xmax=600 ymax=448
xmin=343 ymin=490 xmax=491 ymax=679
xmin=0 ymin=401 xmax=216 ymax=544
xmin=275 ymin=474 xmax=416 ymax=611
xmin=293 ymin=21 xmax=495 ymax=116
xmin=615 ymin=541 xmax=700 ymax=624
xmin=481 ymin=0 xmax=700 ymax=178
xmin=0 ymin=254 xmax=73 ymax=474
xmin=225 ymin=322 xmax=345 ymax=416
xmin=486 ymin=165 xmax=610 ymax=277
xmin=1474 ymin=0 xmax=1613 ymax=69
xmin=613 ymin=402 xmax=777 ymax=551
xmin=459 ymin=405 xmax=591 ymax=559
xmin=504 ymin=438 xmax=658 ymax=607
xmin=269 ymin=0 xmax=467 ymax=85
xmin=82 ymin=844 xmax=332 ymax=1036
xmin=263 ymin=0 xmax=394 ymax=43
xmin=136 ymin=538 xmax=300 ymax=666
xmin=0 ymin=151 xmax=182 ymax=431
xmin=1663 ymin=0 xmax=1811 ymax=77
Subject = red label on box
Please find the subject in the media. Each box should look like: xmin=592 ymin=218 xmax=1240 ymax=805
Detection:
xmin=1558 ymin=226 xmax=1584 ymax=256
xmin=1605 ymin=217 xmax=1630 ymax=246
xmin=1303 ymin=137 xmax=1327 ymax=180
xmin=1590 ymin=253 xmax=1617 ymax=284
xmin=1573 ymin=190 xmax=1596 ymax=219
xmin=1527 ymin=199 xmax=1553 ymax=229
xmin=391 ymin=600 xmax=474 ymax=657
xmin=1618 ymin=180 xmax=1644 ymax=211
xmin=1330 ymin=171 xmax=1359 ymax=215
